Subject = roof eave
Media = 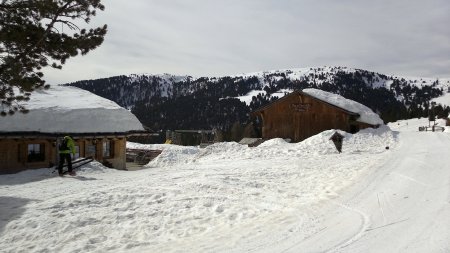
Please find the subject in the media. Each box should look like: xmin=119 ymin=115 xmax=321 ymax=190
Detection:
xmin=251 ymin=90 xmax=360 ymax=117
xmin=0 ymin=130 xmax=156 ymax=139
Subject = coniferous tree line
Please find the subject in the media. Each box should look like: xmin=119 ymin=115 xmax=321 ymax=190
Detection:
xmin=66 ymin=67 xmax=449 ymax=141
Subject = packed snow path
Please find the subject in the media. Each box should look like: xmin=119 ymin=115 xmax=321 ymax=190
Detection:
xmin=280 ymin=131 xmax=450 ymax=252
xmin=0 ymin=125 xmax=449 ymax=252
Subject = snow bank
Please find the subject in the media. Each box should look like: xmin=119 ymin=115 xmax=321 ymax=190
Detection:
xmin=0 ymin=86 xmax=144 ymax=133
xmin=0 ymin=161 xmax=110 ymax=185
xmin=302 ymin=88 xmax=383 ymax=125
xmin=128 ymin=142 xmax=202 ymax=167
xmin=147 ymin=145 xmax=200 ymax=167
xmin=0 ymin=126 xmax=399 ymax=253
xmin=146 ymin=126 xmax=397 ymax=167
xmin=259 ymin=125 xmax=395 ymax=156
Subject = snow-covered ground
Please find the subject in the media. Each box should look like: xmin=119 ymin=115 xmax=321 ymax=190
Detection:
xmin=1 ymin=120 xmax=449 ymax=252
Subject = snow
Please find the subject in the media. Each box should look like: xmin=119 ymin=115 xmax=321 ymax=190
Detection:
xmin=1 ymin=119 xmax=450 ymax=252
xmin=234 ymin=89 xmax=293 ymax=106
xmin=302 ymin=88 xmax=384 ymax=125
xmin=229 ymin=67 xmax=450 ymax=112
xmin=387 ymin=117 xmax=448 ymax=132
xmin=432 ymin=92 xmax=450 ymax=107
xmin=270 ymin=89 xmax=292 ymax=99
xmin=0 ymin=85 xmax=144 ymax=133
xmin=234 ymin=90 xmax=266 ymax=105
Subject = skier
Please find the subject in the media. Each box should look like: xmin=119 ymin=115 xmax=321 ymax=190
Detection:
xmin=58 ymin=135 xmax=76 ymax=176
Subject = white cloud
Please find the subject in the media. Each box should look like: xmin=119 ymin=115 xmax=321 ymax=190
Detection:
xmin=43 ymin=0 xmax=450 ymax=84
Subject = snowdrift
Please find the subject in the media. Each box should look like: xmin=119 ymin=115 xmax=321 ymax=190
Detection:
xmin=0 ymin=125 xmax=402 ymax=253
xmin=146 ymin=126 xmax=397 ymax=168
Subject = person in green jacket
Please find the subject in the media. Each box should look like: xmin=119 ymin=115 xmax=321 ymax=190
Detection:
xmin=58 ymin=136 xmax=76 ymax=176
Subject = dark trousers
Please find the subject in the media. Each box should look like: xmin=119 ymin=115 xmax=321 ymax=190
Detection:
xmin=58 ymin=153 xmax=72 ymax=174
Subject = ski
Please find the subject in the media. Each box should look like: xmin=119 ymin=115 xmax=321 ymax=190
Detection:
xmin=59 ymin=158 xmax=94 ymax=176
xmin=52 ymin=156 xmax=94 ymax=174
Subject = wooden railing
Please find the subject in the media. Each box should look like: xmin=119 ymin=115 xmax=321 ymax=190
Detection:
xmin=126 ymin=149 xmax=162 ymax=165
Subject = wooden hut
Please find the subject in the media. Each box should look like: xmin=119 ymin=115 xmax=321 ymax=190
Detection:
xmin=0 ymin=86 xmax=149 ymax=174
xmin=0 ymin=132 xmax=151 ymax=174
xmin=251 ymin=89 xmax=382 ymax=142
xmin=165 ymin=130 xmax=215 ymax=146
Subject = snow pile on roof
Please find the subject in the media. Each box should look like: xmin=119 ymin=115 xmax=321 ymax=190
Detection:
xmin=302 ymin=88 xmax=383 ymax=125
xmin=0 ymin=85 xmax=144 ymax=133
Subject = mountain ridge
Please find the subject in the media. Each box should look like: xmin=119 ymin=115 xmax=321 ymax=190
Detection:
xmin=65 ymin=66 xmax=450 ymax=138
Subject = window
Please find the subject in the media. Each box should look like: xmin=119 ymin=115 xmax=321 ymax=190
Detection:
xmin=27 ymin=143 xmax=45 ymax=162
xmin=103 ymin=140 xmax=114 ymax=158
xmin=74 ymin=145 xmax=80 ymax=159
xmin=86 ymin=144 xmax=96 ymax=158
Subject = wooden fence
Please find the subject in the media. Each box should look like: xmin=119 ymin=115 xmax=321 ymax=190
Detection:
xmin=126 ymin=149 xmax=162 ymax=165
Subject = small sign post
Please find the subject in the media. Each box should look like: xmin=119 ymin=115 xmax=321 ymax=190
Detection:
xmin=330 ymin=132 xmax=344 ymax=153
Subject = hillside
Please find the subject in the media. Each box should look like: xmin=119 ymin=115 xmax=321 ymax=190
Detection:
xmin=65 ymin=66 xmax=450 ymax=133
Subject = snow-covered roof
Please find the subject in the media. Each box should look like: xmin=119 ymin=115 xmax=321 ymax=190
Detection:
xmin=0 ymin=86 xmax=145 ymax=134
xmin=302 ymin=88 xmax=383 ymax=125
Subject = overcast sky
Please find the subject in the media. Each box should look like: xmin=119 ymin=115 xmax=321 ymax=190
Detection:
xmin=44 ymin=0 xmax=450 ymax=84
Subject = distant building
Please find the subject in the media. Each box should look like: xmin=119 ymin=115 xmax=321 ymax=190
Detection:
xmin=251 ymin=89 xmax=383 ymax=142
xmin=0 ymin=86 xmax=149 ymax=174
xmin=166 ymin=130 xmax=215 ymax=146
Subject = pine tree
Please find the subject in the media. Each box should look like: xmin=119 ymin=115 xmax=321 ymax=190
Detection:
xmin=0 ymin=0 xmax=107 ymax=116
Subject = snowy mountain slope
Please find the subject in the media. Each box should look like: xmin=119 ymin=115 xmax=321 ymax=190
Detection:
xmin=67 ymin=66 xmax=450 ymax=109
xmin=432 ymin=92 xmax=450 ymax=107
xmin=66 ymin=66 xmax=449 ymax=131
xmin=4 ymin=120 xmax=450 ymax=252
xmin=231 ymin=67 xmax=450 ymax=106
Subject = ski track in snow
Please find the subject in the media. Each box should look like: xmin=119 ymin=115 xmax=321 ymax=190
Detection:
xmin=280 ymin=120 xmax=450 ymax=253
xmin=1 ymin=120 xmax=450 ymax=252
xmin=325 ymin=202 xmax=371 ymax=253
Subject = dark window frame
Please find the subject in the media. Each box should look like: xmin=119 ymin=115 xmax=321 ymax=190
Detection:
xmin=102 ymin=140 xmax=114 ymax=158
xmin=27 ymin=143 xmax=45 ymax=163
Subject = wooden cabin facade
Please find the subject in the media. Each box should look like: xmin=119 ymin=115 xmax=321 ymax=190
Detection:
xmin=0 ymin=132 xmax=147 ymax=174
xmin=251 ymin=90 xmax=378 ymax=142
xmin=0 ymin=86 xmax=149 ymax=174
